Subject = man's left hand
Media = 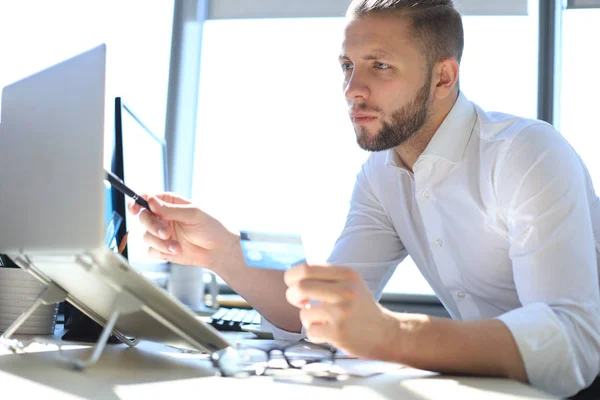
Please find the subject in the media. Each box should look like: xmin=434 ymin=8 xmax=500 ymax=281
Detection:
xmin=284 ymin=263 xmax=398 ymax=360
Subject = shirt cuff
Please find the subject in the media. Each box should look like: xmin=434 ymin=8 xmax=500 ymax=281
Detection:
xmin=261 ymin=318 xmax=306 ymax=342
xmin=496 ymin=302 xmax=586 ymax=397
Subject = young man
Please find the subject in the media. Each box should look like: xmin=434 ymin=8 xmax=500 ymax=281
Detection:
xmin=129 ymin=0 xmax=600 ymax=397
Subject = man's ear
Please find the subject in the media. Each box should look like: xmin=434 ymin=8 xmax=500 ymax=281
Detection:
xmin=432 ymin=58 xmax=459 ymax=100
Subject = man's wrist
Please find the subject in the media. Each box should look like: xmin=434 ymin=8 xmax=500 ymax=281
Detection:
xmin=210 ymin=232 xmax=245 ymax=278
xmin=374 ymin=307 xmax=406 ymax=362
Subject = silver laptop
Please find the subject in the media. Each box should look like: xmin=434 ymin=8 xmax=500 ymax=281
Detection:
xmin=0 ymin=45 xmax=231 ymax=354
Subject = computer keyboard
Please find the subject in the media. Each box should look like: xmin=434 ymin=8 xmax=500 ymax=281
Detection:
xmin=208 ymin=307 xmax=261 ymax=332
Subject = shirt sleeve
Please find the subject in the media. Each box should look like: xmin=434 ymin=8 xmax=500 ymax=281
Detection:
xmin=327 ymin=158 xmax=408 ymax=300
xmin=494 ymin=123 xmax=600 ymax=398
xmin=263 ymin=157 xmax=407 ymax=340
xmin=260 ymin=318 xmax=306 ymax=342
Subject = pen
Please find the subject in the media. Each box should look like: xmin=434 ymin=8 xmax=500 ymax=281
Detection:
xmin=104 ymin=169 xmax=151 ymax=211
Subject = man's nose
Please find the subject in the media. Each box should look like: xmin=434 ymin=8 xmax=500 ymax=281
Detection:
xmin=344 ymin=71 xmax=369 ymax=102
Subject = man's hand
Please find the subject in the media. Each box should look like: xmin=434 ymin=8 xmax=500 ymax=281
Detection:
xmin=284 ymin=264 xmax=529 ymax=384
xmin=284 ymin=263 xmax=398 ymax=360
xmin=127 ymin=192 xmax=239 ymax=274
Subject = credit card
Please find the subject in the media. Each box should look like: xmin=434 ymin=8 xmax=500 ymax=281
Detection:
xmin=240 ymin=231 xmax=305 ymax=271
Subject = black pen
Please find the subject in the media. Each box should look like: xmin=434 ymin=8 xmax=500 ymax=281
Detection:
xmin=104 ymin=169 xmax=151 ymax=211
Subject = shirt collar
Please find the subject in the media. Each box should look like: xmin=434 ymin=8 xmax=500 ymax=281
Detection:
xmin=385 ymin=91 xmax=477 ymax=169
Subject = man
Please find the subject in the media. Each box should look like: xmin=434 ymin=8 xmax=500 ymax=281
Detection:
xmin=129 ymin=0 xmax=600 ymax=397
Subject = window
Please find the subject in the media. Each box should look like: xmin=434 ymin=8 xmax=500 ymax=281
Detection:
xmin=460 ymin=0 xmax=539 ymax=119
xmin=0 ymin=0 xmax=174 ymax=153
xmin=193 ymin=18 xmax=359 ymax=262
xmin=193 ymin=4 xmax=539 ymax=296
xmin=559 ymin=9 xmax=600 ymax=190
xmin=193 ymin=18 xmax=372 ymax=287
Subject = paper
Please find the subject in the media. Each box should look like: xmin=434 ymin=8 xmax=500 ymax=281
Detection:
xmin=305 ymin=358 xmax=407 ymax=377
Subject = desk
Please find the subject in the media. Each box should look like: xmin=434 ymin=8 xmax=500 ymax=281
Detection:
xmin=0 ymin=327 xmax=556 ymax=400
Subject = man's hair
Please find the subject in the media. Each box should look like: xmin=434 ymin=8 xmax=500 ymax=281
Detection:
xmin=346 ymin=0 xmax=464 ymax=69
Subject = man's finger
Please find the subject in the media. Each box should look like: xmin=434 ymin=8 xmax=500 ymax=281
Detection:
xmin=284 ymin=264 xmax=359 ymax=287
xmin=143 ymin=231 xmax=181 ymax=255
xmin=154 ymin=192 xmax=192 ymax=206
xmin=148 ymin=196 xmax=207 ymax=225
xmin=286 ymin=280 xmax=351 ymax=307
xmin=299 ymin=304 xmax=333 ymax=327
xmin=305 ymin=323 xmax=333 ymax=345
xmin=138 ymin=209 xmax=171 ymax=239
xmin=127 ymin=193 xmax=149 ymax=215
xmin=128 ymin=199 xmax=142 ymax=215
xmin=147 ymin=246 xmax=173 ymax=261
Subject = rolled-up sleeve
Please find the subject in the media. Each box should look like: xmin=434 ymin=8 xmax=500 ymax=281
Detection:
xmin=495 ymin=123 xmax=600 ymax=397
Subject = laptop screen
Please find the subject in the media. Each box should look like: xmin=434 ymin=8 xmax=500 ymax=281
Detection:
xmin=0 ymin=45 xmax=106 ymax=254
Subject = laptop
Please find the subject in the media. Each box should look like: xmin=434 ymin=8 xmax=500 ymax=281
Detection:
xmin=0 ymin=45 xmax=231 ymax=354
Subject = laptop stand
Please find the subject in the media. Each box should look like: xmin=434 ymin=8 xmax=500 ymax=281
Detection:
xmin=0 ymin=255 xmax=140 ymax=370
xmin=0 ymin=249 xmax=230 ymax=370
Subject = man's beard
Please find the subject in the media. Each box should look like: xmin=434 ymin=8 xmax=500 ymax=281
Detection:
xmin=354 ymin=76 xmax=432 ymax=152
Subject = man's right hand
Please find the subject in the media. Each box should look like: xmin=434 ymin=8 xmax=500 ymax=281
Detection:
xmin=127 ymin=193 xmax=239 ymax=273
xmin=129 ymin=192 xmax=304 ymax=332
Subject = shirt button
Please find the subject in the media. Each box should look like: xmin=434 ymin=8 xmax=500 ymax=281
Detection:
xmin=436 ymin=239 xmax=443 ymax=247
xmin=457 ymin=291 xmax=466 ymax=299
xmin=422 ymin=190 xmax=429 ymax=199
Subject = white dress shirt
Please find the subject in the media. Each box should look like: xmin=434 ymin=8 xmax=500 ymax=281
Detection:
xmin=265 ymin=92 xmax=600 ymax=397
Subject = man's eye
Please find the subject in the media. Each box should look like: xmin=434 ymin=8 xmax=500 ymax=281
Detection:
xmin=341 ymin=63 xmax=354 ymax=72
xmin=375 ymin=62 xmax=390 ymax=70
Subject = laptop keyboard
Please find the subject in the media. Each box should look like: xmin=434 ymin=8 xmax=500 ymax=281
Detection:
xmin=208 ymin=307 xmax=261 ymax=332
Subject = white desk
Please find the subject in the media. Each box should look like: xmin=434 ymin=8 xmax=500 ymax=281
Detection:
xmin=0 ymin=328 xmax=556 ymax=400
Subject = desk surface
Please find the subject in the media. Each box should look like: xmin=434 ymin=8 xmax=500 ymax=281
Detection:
xmin=0 ymin=327 xmax=555 ymax=400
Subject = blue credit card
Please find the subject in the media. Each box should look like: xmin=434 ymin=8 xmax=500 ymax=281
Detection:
xmin=240 ymin=231 xmax=305 ymax=271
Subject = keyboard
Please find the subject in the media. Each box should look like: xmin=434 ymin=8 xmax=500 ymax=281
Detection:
xmin=208 ymin=307 xmax=261 ymax=332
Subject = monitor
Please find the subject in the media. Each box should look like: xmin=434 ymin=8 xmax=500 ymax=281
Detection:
xmin=103 ymin=97 xmax=128 ymax=257
xmin=113 ymin=97 xmax=168 ymax=272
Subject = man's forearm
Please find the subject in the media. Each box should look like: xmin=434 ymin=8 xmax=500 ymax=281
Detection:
xmin=215 ymin=245 xmax=302 ymax=333
xmin=380 ymin=311 xmax=528 ymax=382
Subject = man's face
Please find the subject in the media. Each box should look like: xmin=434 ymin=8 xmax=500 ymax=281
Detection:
xmin=340 ymin=15 xmax=433 ymax=152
